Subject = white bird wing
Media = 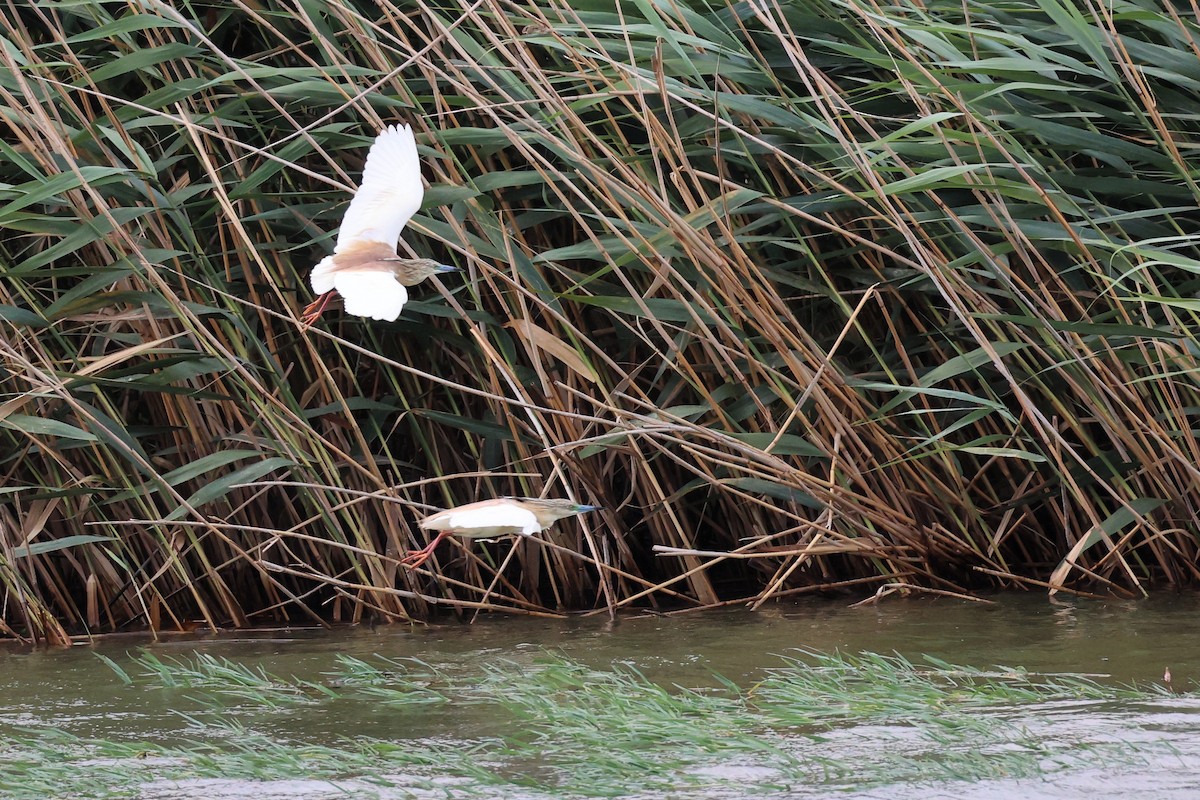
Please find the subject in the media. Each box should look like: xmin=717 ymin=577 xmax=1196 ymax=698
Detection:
xmin=334 ymin=124 xmax=424 ymax=253
xmin=447 ymin=504 xmax=541 ymax=536
xmin=334 ymin=272 xmax=408 ymax=321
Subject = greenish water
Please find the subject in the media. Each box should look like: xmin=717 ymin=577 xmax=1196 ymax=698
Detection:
xmin=3 ymin=593 xmax=1200 ymax=798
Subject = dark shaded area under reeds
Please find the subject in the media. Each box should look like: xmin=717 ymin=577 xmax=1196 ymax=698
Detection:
xmin=3 ymin=0 xmax=1200 ymax=642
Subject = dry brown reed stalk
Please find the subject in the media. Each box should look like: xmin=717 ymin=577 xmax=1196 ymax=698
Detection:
xmin=1 ymin=0 xmax=1200 ymax=639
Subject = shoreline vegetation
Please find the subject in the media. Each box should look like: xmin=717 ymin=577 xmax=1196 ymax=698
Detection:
xmin=3 ymin=0 xmax=1200 ymax=642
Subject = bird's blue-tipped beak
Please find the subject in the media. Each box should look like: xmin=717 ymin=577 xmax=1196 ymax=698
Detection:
xmin=576 ymin=504 xmax=600 ymax=512
xmin=434 ymin=263 xmax=460 ymax=274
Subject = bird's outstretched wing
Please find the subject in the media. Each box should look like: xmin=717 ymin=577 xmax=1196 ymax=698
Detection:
xmin=335 ymin=272 xmax=409 ymax=321
xmin=446 ymin=503 xmax=541 ymax=536
xmin=334 ymin=124 xmax=424 ymax=253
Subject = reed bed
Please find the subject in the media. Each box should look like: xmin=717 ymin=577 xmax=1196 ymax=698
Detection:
xmin=2 ymin=0 xmax=1200 ymax=638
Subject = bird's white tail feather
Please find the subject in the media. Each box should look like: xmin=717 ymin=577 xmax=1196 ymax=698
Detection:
xmin=310 ymin=256 xmax=336 ymax=294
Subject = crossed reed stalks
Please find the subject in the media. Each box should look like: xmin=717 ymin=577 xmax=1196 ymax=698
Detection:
xmin=2 ymin=0 xmax=1199 ymax=641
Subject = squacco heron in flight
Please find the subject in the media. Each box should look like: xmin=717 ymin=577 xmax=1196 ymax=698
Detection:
xmin=301 ymin=123 xmax=457 ymax=324
xmin=401 ymin=497 xmax=600 ymax=568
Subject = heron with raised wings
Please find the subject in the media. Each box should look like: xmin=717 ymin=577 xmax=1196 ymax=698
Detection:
xmin=301 ymin=124 xmax=457 ymax=324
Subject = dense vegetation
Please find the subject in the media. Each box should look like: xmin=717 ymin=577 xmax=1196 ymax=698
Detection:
xmin=2 ymin=0 xmax=1199 ymax=641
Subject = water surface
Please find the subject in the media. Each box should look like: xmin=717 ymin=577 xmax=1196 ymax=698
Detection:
xmin=3 ymin=593 xmax=1198 ymax=798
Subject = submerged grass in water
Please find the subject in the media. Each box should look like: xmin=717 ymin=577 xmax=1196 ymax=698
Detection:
xmin=0 ymin=649 xmax=1185 ymax=799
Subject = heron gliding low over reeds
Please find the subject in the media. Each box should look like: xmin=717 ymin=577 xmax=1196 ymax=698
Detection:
xmin=300 ymin=123 xmax=457 ymax=325
xmin=401 ymin=497 xmax=600 ymax=568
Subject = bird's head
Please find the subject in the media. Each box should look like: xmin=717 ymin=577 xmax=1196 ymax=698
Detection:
xmin=392 ymin=258 xmax=460 ymax=286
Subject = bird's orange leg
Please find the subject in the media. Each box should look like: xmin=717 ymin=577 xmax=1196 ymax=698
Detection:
xmin=400 ymin=529 xmax=453 ymax=569
xmin=300 ymin=291 xmax=337 ymax=326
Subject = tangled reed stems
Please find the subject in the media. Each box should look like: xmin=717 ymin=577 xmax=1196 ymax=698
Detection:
xmin=2 ymin=0 xmax=1200 ymax=641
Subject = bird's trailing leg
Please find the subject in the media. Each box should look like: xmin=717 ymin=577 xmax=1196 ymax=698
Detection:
xmin=399 ymin=529 xmax=454 ymax=569
xmin=300 ymin=291 xmax=337 ymax=326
